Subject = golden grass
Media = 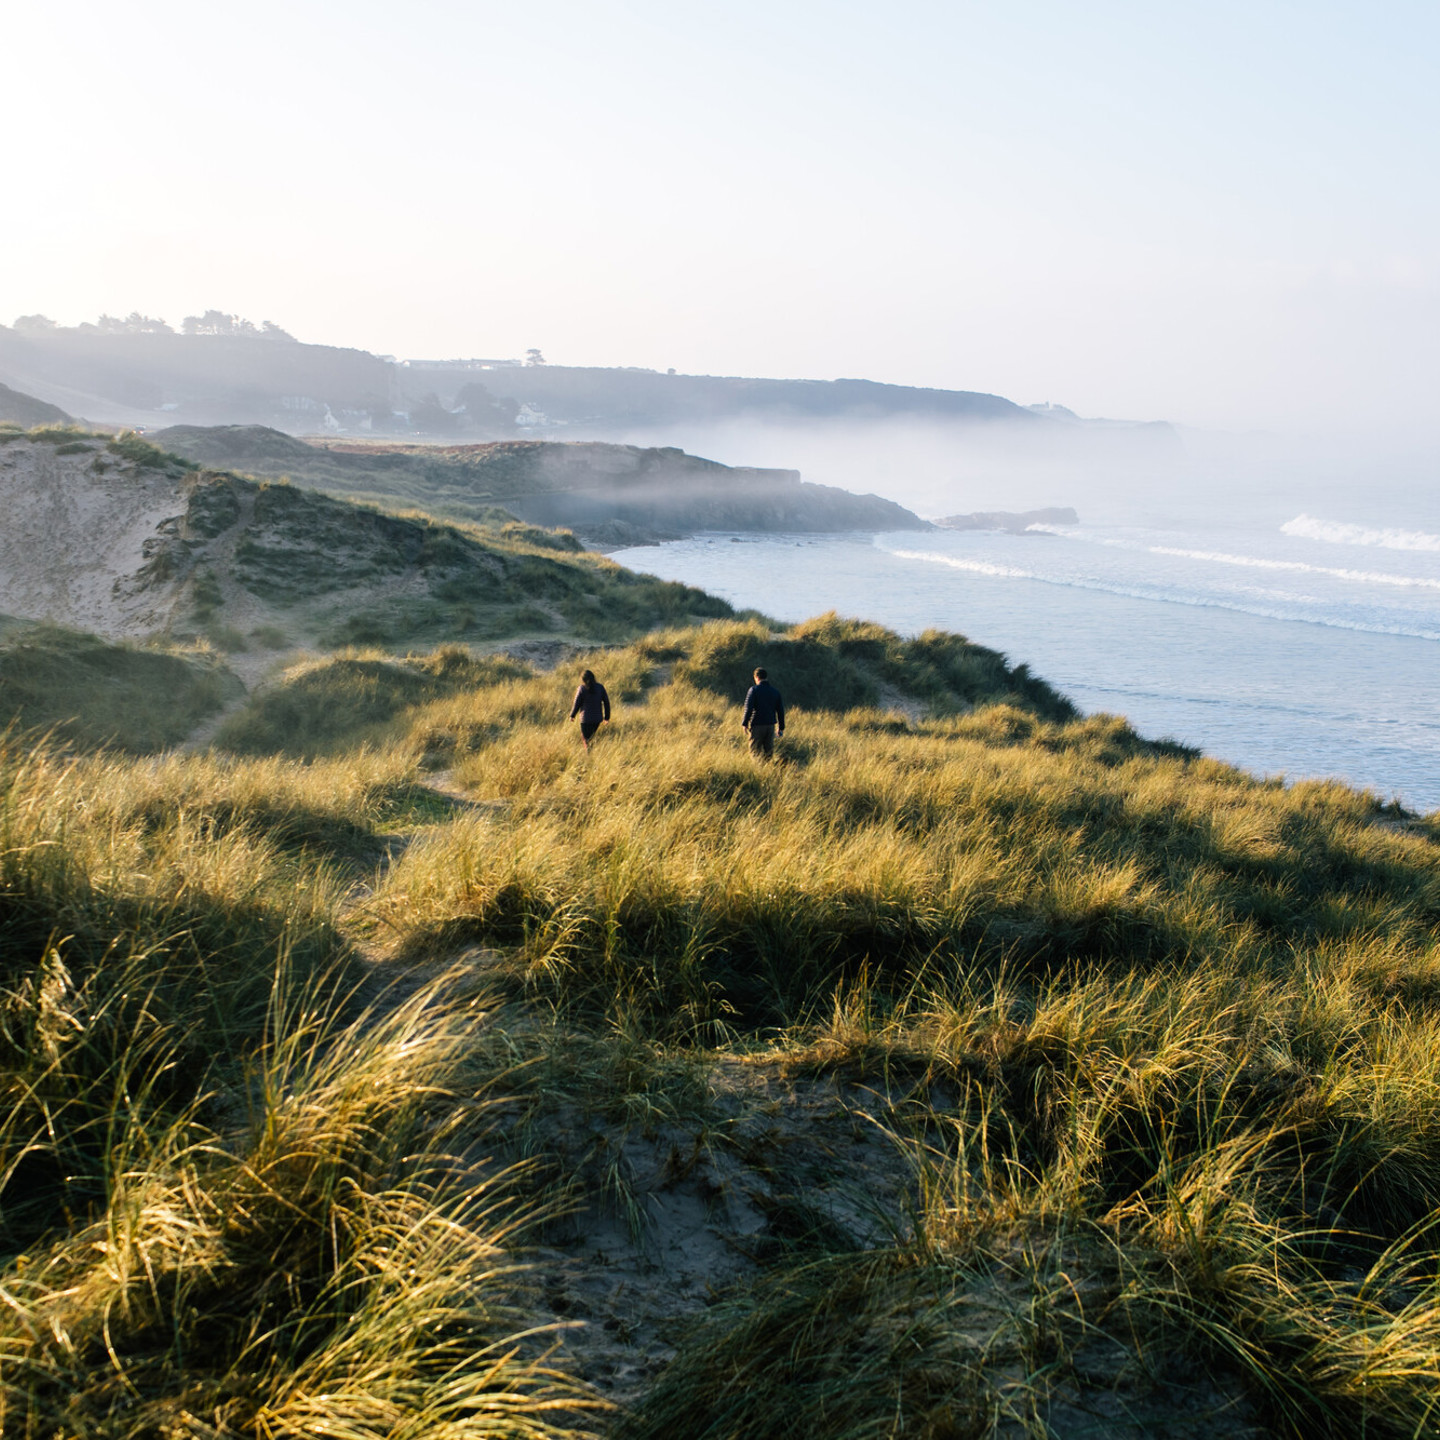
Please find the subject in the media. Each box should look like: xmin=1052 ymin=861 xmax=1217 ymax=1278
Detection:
xmin=5 ymin=613 xmax=1440 ymax=1435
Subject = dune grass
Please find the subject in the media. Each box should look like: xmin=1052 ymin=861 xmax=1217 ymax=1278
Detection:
xmin=0 ymin=622 xmax=242 ymax=752
xmin=214 ymin=645 xmax=532 ymax=756
xmin=368 ymin=628 xmax=1432 ymax=1041
xmin=368 ymin=618 xmax=1440 ymax=1434
xmin=5 ymin=612 xmax=1440 ymax=1434
xmin=0 ymin=735 xmax=603 ymax=1437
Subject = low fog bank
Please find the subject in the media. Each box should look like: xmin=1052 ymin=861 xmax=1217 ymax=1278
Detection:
xmin=6 ymin=316 xmax=1434 ymax=537
xmin=602 ymin=415 xmax=1440 ymax=536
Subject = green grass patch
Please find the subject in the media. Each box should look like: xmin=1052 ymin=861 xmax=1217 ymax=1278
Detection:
xmin=0 ymin=622 xmax=241 ymax=752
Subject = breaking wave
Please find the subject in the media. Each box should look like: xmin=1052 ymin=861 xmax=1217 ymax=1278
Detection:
xmin=1281 ymin=515 xmax=1440 ymax=552
xmin=1147 ymin=546 xmax=1440 ymax=590
xmin=883 ymin=547 xmax=1440 ymax=641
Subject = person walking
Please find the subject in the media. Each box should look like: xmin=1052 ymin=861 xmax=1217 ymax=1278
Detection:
xmin=741 ymin=666 xmax=785 ymax=759
xmin=569 ymin=669 xmax=611 ymax=750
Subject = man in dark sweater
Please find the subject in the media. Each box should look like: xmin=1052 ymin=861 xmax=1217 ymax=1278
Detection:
xmin=569 ymin=669 xmax=611 ymax=749
xmin=741 ymin=667 xmax=785 ymax=759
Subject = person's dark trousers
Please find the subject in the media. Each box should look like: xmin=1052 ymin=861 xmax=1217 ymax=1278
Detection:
xmin=748 ymin=723 xmax=775 ymax=759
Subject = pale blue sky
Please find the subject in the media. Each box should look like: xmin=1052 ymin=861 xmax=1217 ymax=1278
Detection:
xmin=4 ymin=1 xmax=1437 ymax=430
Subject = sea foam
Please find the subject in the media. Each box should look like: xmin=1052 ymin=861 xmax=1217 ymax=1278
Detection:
xmin=881 ymin=547 xmax=1440 ymax=639
xmin=1148 ymin=546 xmax=1440 ymax=590
xmin=1282 ymin=515 xmax=1440 ymax=552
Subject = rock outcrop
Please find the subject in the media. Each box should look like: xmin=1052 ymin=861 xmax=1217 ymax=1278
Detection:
xmin=934 ymin=507 xmax=1078 ymax=533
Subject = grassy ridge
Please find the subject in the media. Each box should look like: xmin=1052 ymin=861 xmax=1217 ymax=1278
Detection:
xmin=366 ymin=621 xmax=1425 ymax=1037
xmin=4 ymin=613 xmax=1440 ymax=1435
xmin=176 ymin=468 xmax=739 ymax=652
xmin=0 ymin=427 xmax=741 ymax=666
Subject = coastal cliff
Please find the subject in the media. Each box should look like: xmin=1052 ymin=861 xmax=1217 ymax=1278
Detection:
xmin=154 ymin=427 xmax=929 ymax=542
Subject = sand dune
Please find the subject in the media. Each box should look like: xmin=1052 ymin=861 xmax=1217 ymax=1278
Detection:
xmin=0 ymin=436 xmax=188 ymax=636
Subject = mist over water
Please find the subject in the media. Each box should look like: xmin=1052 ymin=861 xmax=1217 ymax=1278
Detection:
xmin=612 ymin=439 xmax=1440 ymax=811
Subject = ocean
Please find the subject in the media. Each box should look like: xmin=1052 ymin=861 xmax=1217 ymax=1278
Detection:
xmin=611 ymin=500 xmax=1440 ymax=813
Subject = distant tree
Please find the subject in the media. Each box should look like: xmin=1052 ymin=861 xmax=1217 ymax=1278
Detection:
xmin=409 ymin=393 xmax=461 ymax=435
xmin=95 ymin=312 xmax=173 ymax=334
xmin=453 ymin=381 xmax=519 ymax=435
xmin=182 ymin=310 xmax=262 ymax=337
xmin=524 ymin=347 xmax=546 ymax=366
xmin=12 ymin=315 xmax=57 ymax=333
xmin=261 ymin=320 xmax=297 ymax=341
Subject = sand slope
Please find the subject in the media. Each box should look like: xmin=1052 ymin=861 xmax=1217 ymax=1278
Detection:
xmin=0 ymin=436 xmax=188 ymax=637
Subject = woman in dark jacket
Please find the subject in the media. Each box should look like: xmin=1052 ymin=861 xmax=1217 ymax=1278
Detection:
xmin=569 ymin=669 xmax=611 ymax=749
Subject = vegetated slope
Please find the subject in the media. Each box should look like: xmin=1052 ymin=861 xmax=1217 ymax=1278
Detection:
xmin=0 ymin=320 xmax=392 ymax=428
xmin=0 ymin=427 xmax=735 ymax=655
xmin=0 ymin=616 xmax=240 ymax=751
xmin=0 ymin=321 xmax=1034 ymax=434
xmin=10 ymin=612 xmax=1440 ymax=1436
xmin=153 ymin=425 xmax=929 ymax=541
xmin=216 ymin=612 xmax=1074 ymax=759
xmin=0 ymin=381 xmax=70 ymax=427
xmin=412 ymin=365 xmax=1034 ymax=428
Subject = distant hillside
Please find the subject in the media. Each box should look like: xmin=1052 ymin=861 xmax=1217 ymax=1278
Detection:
xmin=153 ymin=426 xmax=928 ymax=541
xmin=0 ymin=321 xmax=1177 ymax=452
xmin=0 ymin=323 xmax=391 ymax=430
xmin=0 ymin=428 xmax=734 ymax=656
xmin=0 ymin=382 xmax=71 ymax=427
xmin=396 ymin=364 xmax=1034 ymax=433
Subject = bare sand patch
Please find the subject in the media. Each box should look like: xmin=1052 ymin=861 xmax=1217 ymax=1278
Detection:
xmin=0 ymin=440 xmax=186 ymax=636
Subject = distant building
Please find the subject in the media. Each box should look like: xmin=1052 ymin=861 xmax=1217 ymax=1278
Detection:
xmin=400 ymin=357 xmax=520 ymax=371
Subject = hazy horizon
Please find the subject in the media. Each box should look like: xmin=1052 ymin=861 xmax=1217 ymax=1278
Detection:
xmin=3 ymin=1 xmax=1437 ymax=443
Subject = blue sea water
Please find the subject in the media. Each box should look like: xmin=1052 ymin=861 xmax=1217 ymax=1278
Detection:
xmin=612 ymin=507 xmax=1440 ymax=813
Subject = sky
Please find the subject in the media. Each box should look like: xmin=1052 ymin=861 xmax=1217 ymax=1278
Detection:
xmin=3 ymin=0 xmax=1437 ymax=434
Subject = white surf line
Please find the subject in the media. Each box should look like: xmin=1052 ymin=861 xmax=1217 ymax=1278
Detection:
xmin=883 ymin=548 xmax=1440 ymax=642
xmin=1147 ymin=546 xmax=1440 ymax=591
xmin=1282 ymin=514 xmax=1440 ymax=552
xmin=1017 ymin=524 xmax=1440 ymax=587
